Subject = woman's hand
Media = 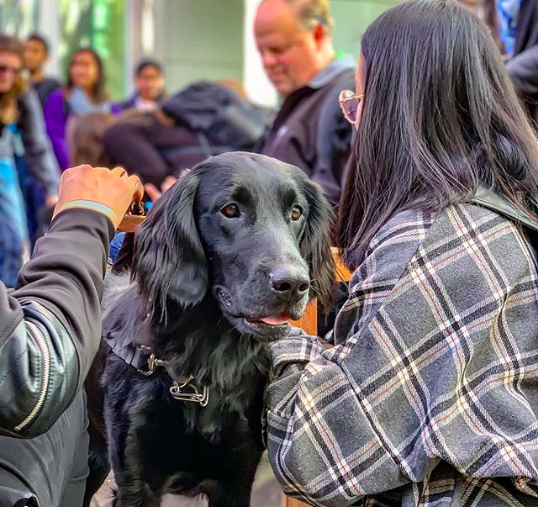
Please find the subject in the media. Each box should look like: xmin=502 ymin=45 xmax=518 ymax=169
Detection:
xmin=53 ymin=164 xmax=143 ymax=230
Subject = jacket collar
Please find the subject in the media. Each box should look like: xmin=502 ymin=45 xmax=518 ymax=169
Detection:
xmin=308 ymin=54 xmax=356 ymax=90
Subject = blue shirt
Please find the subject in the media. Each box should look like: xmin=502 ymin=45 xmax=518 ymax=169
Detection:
xmin=498 ymin=0 xmax=525 ymax=56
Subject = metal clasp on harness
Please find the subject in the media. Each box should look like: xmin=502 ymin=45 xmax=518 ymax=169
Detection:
xmin=133 ymin=347 xmax=209 ymax=406
xmin=169 ymin=375 xmax=210 ymax=406
xmin=137 ymin=353 xmax=162 ymax=376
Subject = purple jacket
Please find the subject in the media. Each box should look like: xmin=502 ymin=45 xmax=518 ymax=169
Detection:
xmin=44 ymin=89 xmax=120 ymax=171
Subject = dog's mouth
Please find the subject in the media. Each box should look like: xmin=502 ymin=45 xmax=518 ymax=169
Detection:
xmin=216 ymin=288 xmax=296 ymax=339
xmin=239 ymin=317 xmax=290 ymax=341
xmin=243 ymin=313 xmax=291 ymax=331
xmin=247 ymin=315 xmax=291 ymax=326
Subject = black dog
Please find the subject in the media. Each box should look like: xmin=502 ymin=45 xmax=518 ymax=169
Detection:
xmin=85 ymin=152 xmax=334 ymax=507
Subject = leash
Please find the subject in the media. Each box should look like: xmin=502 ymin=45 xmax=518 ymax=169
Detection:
xmin=106 ymin=337 xmax=209 ymax=406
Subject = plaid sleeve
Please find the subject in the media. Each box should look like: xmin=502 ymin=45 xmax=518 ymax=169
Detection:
xmin=265 ymin=205 xmax=538 ymax=506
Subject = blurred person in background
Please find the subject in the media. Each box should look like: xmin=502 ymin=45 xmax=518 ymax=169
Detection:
xmin=0 ymin=35 xmax=59 ymax=287
xmin=103 ymin=79 xmax=271 ymax=189
xmin=24 ymin=34 xmax=61 ymax=108
xmin=67 ymin=111 xmax=141 ymax=269
xmin=510 ymin=0 xmax=538 ymax=52
xmin=102 ymin=107 xmax=197 ymax=189
xmin=255 ymin=0 xmax=355 ymax=208
xmin=255 ymin=0 xmax=354 ymax=339
xmin=119 ymin=59 xmax=166 ymax=112
xmin=69 ymin=111 xmax=115 ymax=167
xmin=483 ymin=0 xmax=504 ymax=50
xmin=23 ymin=34 xmax=61 ymax=246
xmin=458 ymin=0 xmax=503 ymax=50
xmin=497 ymin=0 xmax=523 ymax=56
xmin=505 ymin=0 xmax=538 ymax=127
xmin=27 ymin=112 xmax=118 ymax=242
xmin=44 ymin=48 xmax=119 ymax=171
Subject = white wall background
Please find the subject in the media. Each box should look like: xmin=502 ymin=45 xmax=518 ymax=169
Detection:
xmin=243 ymin=0 xmax=278 ymax=107
xmin=150 ymin=0 xmax=245 ymax=95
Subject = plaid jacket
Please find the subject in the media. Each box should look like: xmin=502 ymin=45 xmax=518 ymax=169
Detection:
xmin=266 ymin=204 xmax=538 ymax=506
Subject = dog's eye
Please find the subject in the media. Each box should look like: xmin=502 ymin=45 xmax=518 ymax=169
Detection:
xmin=221 ymin=203 xmax=240 ymax=218
xmin=291 ymin=205 xmax=303 ymax=221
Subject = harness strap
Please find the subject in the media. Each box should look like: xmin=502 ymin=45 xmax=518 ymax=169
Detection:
xmin=105 ymin=337 xmax=156 ymax=374
xmin=105 ymin=337 xmax=209 ymax=406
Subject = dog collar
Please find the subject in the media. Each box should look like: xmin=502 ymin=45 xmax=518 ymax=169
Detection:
xmin=106 ymin=338 xmax=209 ymax=407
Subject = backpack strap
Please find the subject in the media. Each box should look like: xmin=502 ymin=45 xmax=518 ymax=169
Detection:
xmin=471 ymin=187 xmax=538 ymax=234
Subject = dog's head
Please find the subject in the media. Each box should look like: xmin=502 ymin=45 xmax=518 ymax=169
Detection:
xmin=133 ymin=152 xmax=335 ymax=339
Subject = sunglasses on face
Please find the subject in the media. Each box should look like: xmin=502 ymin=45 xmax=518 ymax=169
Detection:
xmin=339 ymin=89 xmax=364 ymax=125
xmin=0 ymin=64 xmax=21 ymax=76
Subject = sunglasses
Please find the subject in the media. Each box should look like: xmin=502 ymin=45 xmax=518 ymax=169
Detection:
xmin=0 ymin=64 xmax=21 ymax=75
xmin=339 ymin=89 xmax=363 ymax=125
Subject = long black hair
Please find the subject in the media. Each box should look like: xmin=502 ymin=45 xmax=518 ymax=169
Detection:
xmin=67 ymin=47 xmax=108 ymax=103
xmin=336 ymin=0 xmax=538 ymax=269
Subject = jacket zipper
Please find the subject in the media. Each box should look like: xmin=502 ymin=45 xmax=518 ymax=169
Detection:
xmin=14 ymin=321 xmax=51 ymax=432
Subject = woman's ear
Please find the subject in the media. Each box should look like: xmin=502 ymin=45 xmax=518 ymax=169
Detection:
xmin=299 ymin=177 xmax=336 ymax=312
xmin=133 ymin=171 xmax=208 ymax=317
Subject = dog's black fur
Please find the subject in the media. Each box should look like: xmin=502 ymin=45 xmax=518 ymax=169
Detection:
xmin=85 ymin=152 xmax=334 ymax=507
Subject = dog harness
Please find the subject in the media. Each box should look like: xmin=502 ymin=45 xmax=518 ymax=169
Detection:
xmin=106 ymin=338 xmax=209 ymax=406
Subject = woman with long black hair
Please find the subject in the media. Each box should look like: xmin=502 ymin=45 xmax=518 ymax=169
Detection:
xmin=265 ymin=1 xmax=538 ymax=505
xmin=44 ymin=48 xmax=118 ymax=171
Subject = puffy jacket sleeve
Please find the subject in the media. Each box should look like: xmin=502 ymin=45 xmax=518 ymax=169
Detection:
xmin=0 ymin=208 xmax=114 ymax=437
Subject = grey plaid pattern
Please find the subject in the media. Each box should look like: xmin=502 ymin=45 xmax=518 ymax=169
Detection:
xmin=266 ymin=204 xmax=538 ymax=506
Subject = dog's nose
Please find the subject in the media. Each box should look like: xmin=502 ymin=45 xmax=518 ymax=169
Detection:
xmin=270 ymin=265 xmax=310 ymax=300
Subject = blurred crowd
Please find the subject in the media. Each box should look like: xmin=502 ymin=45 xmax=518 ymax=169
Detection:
xmin=0 ymin=0 xmax=537 ymax=289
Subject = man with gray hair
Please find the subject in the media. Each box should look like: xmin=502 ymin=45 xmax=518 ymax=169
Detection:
xmin=255 ymin=0 xmax=355 ymax=207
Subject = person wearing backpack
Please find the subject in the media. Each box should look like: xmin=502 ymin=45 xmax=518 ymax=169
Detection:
xmin=254 ymin=0 xmax=354 ymax=208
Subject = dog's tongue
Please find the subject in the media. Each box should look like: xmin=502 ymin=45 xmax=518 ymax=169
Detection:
xmin=260 ymin=314 xmax=291 ymax=326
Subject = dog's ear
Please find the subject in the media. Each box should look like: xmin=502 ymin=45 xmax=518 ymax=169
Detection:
xmin=133 ymin=171 xmax=208 ymax=315
xmin=299 ymin=177 xmax=335 ymax=312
